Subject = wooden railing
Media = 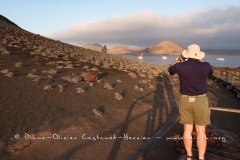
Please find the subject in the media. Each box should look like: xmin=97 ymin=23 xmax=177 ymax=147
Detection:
xmin=211 ymin=67 xmax=240 ymax=97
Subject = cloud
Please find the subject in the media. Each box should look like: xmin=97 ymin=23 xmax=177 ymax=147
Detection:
xmin=48 ymin=6 xmax=240 ymax=49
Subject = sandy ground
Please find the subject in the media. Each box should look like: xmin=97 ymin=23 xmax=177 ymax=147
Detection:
xmin=0 ymin=50 xmax=178 ymax=160
xmin=0 ymin=17 xmax=239 ymax=160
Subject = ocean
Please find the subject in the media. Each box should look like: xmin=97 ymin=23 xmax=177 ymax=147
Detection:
xmin=120 ymin=55 xmax=240 ymax=68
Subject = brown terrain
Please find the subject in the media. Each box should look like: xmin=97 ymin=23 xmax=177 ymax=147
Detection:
xmin=0 ymin=15 xmax=239 ymax=160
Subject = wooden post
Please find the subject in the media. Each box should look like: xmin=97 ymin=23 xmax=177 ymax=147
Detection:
xmin=225 ymin=71 xmax=228 ymax=83
xmin=231 ymin=75 xmax=235 ymax=87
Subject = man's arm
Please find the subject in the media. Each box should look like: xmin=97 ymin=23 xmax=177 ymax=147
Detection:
xmin=209 ymin=65 xmax=214 ymax=77
xmin=168 ymin=59 xmax=181 ymax=75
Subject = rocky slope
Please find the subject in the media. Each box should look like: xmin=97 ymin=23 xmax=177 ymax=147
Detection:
xmin=0 ymin=15 xmax=164 ymax=75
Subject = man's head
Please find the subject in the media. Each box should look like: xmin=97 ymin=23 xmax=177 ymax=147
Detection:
xmin=182 ymin=44 xmax=205 ymax=60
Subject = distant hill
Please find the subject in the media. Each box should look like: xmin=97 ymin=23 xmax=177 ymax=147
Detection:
xmin=82 ymin=43 xmax=103 ymax=52
xmin=108 ymin=40 xmax=184 ymax=55
xmin=0 ymin=15 xmax=19 ymax=28
xmin=108 ymin=46 xmax=142 ymax=54
xmin=145 ymin=40 xmax=184 ymax=55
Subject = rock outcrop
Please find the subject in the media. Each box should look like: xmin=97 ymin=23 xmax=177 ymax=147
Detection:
xmin=101 ymin=45 xmax=107 ymax=54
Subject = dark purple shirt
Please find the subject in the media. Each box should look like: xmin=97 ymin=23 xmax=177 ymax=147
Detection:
xmin=168 ymin=59 xmax=213 ymax=96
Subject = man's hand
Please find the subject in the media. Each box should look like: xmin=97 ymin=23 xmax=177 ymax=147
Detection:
xmin=169 ymin=59 xmax=181 ymax=66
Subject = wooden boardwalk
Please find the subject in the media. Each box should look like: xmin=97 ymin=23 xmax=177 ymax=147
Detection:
xmin=129 ymin=68 xmax=240 ymax=160
xmin=178 ymin=147 xmax=240 ymax=160
xmin=212 ymin=67 xmax=240 ymax=97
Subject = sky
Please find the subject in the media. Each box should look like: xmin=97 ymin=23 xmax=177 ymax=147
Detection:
xmin=1 ymin=0 xmax=240 ymax=50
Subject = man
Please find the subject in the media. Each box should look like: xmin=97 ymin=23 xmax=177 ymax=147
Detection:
xmin=168 ymin=44 xmax=213 ymax=160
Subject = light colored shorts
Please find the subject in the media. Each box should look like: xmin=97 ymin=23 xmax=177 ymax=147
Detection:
xmin=179 ymin=94 xmax=211 ymax=126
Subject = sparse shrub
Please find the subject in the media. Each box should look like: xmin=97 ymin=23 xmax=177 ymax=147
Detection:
xmin=112 ymin=66 xmax=118 ymax=69
xmin=134 ymin=85 xmax=144 ymax=92
xmin=134 ymin=85 xmax=139 ymax=91
xmin=58 ymin=85 xmax=64 ymax=92
xmin=43 ymin=85 xmax=52 ymax=90
xmin=62 ymin=75 xmax=81 ymax=83
xmin=1 ymin=51 xmax=10 ymax=55
xmin=64 ymin=61 xmax=72 ymax=65
xmin=47 ymin=61 xmax=57 ymax=66
xmin=116 ymin=79 xmax=122 ymax=83
xmin=82 ymin=65 xmax=89 ymax=70
xmin=27 ymin=73 xmax=39 ymax=78
xmin=90 ymin=67 xmax=99 ymax=72
xmin=128 ymin=72 xmax=138 ymax=78
xmin=80 ymin=59 xmax=89 ymax=63
xmin=1 ymin=69 xmax=13 ymax=77
xmin=65 ymin=64 xmax=73 ymax=68
xmin=97 ymin=79 xmax=102 ymax=83
xmin=42 ymin=69 xmax=57 ymax=75
xmin=148 ymin=74 xmax=154 ymax=79
xmin=1 ymin=69 xmax=9 ymax=74
xmin=49 ymin=69 xmax=57 ymax=75
xmin=149 ymin=83 xmax=154 ymax=89
xmin=57 ymin=66 xmax=63 ymax=69
xmin=56 ymin=61 xmax=64 ymax=64
xmin=92 ymin=107 xmax=104 ymax=117
xmin=93 ymin=109 xmax=102 ymax=116
xmin=139 ymin=80 xmax=148 ymax=83
xmin=115 ymin=92 xmax=123 ymax=100
xmin=76 ymin=87 xmax=85 ymax=94
xmin=139 ymin=73 xmax=147 ymax=77
xmin=33 ymin=77 xmax=40 ymax=82
xmin=89 ymin=83 xmax=94 ymax=87
xmin=5 ymin=72 xmax=14 ymax=77
xmin=15 ymin=62 xmax=23 ymax=67
xmin=104 ymin=83 xmax=113 ymax=90
xmin=47 ymin=75 xmax=53 ymax=79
